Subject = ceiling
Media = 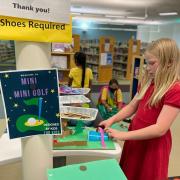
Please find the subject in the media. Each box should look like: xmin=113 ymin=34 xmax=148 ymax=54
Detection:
xmin=70 ymin=0 xmax=180 ymax=25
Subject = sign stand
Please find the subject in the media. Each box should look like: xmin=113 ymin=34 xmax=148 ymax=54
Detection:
xmin=15 ymin=41 xmax=53 ymax=180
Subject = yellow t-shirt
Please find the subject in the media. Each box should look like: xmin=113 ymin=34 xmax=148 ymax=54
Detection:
xmin=69 ymin=67 xmax=93 ymax=88
xmin=101 ymin=87 xmax=123 ymax=107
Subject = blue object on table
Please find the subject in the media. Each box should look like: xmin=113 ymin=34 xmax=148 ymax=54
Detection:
xmin=88 ymin=130 xmax=108 ymax=141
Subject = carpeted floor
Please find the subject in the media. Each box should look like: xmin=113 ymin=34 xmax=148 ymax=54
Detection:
xmin=169 ymin=177 xmax=180 ymax=180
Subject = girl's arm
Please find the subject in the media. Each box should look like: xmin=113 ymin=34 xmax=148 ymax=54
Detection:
xmin=117 ymin=102 xmax=123 ymax=110
xmin=107 ymin=105 xmax=180 ymax=140
xmin=109 ymin=94 xmax=140 ymax=123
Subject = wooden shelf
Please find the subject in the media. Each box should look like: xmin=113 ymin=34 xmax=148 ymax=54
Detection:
xmin=59 ymin=81 xmax=68 ymax=85
xmin=51 ymin=52 xmax=74 ymax=56
xmin=86 ymin=61 xmax=99 ymax=65
xmin=51 ymin=34 xmax=80 ymax=83
xmin=114 ymin=53 xmax=128 ymax=56
xmin=57 ymin=68 xmax=70 ymax=71
xmin=86 ymin=53 xmax=99 ymax=56
xmin=0 ymin=63 xmax=15 ymax=66
xmin=113 ymin=67 xmax=126 ymax=72
xmin=114 ymin=60 xmax=127 ymax=64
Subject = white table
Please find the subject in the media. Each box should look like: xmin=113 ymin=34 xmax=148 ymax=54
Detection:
xmin=0 ymin=134 xmax=122 ymax=166
xmin=0 ymin=134 xmax=21 ymax=166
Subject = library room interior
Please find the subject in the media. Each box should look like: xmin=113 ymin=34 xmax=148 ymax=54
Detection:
xmin=0 ymin=0 xmax=180 ymax=180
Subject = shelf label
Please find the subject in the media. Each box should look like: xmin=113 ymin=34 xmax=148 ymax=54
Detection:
xmin=0 ymin=0 xmax=70 ymax=24
xmin=0 ymin=15 xmax=72 ymax=43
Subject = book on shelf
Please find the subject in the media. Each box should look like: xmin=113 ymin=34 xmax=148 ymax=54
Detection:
xmin=52 ymin=39 xmax=74 ymax=53
xmin=51 ymin=56 xmax=67 ymax=69
xmin=100 ymin=53 xmax=113 ymax=65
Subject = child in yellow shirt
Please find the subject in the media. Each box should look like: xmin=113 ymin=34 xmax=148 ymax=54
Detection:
xmin=98 ymin=79 xmax=124 ymax=120
xmin=68 ymin=52 xmax=93 ymax=126
xmin=68 ymin=52 xmax=93 ymax=88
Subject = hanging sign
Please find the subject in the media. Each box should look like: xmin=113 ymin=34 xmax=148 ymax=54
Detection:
xmin=0 ymin=69 xmax=62 ymax=139
xmin=0 ymin=15 xmax=72 ymax=43
xmin=0 ymin=0 xmax=70 ymax=24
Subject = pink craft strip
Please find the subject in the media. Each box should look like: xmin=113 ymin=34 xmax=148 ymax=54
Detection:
xmin=98 ymin=127 xmax=106 ymax=148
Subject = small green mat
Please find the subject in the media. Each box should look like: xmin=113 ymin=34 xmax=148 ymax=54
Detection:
xmin=53 ymin=122 xmax=129 ymax=150
xmin=47 ymin=159 xmax=127 ymax=180
xmin=111 ymin=121 xmax=129 ymax=132
xmin=53 ymin=127 xmax=115 ymax=150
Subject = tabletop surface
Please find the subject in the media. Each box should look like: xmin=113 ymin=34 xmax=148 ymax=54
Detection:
xmin=0 ymin=133 xmax=122 ymax=166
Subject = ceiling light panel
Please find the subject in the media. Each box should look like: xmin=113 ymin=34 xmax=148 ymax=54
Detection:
xmin=159 ymin=12 xmax=178 ymax=16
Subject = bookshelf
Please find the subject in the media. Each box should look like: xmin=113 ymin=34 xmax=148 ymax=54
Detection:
xmin=51 ymin=34 xmax=80 ymax=84
xmin=113 ymin=42 xmax=128 ymax=80
xmin=81 ymin=39 xmax=99 ymax=82
xmin=130 ymin=55 xmax=145 ymax=99
xmin=140 ymin=42 xmax=149 ymax=55
xmin=126 ymin=39 xmax=141 ymax=80
xmin=81 ymin=36 xmax=114 ymax=83
xmin=0 ymin=41 xmax=16 ymax=71
xmin=113 ymin=39 xmax=141 ymax=80
xmin=98 ymin=36 xmax=114 ymax=83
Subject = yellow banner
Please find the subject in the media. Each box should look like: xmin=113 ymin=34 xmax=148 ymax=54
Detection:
xmin=0 ymin=16 xmax=72 ymax=43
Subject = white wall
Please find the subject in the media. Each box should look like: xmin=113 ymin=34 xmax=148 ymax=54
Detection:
xmin=137 ymin=23 xmax=180 ymax=47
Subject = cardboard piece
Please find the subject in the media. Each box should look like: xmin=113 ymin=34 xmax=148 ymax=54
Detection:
xmin=47 ymin=159 xmax=127 ymax=180
xmin=53 ymin=140 xmax=87 ymax=147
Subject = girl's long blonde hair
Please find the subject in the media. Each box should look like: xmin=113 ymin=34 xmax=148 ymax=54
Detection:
xmin=137 ymin=38 xmax=180 ymax=106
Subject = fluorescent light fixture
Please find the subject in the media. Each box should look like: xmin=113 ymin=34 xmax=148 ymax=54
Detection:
xmin=81 ymin=22 xmax=88 ymax=30
xmin=159 ymin=12 xmax=178 ymax=16
xmin=71 ymin=12 xmax=81 ymax=16
xmin=127 ymin=16 xmax=146 ymax=20
xmin=105 ymin=15 xmax=124 ymax=18
xmin=72 ymin=16 xmax=161 ymax=25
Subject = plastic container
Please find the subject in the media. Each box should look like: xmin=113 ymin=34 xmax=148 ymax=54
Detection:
xmin=59 ymin=95 xmax=90 ymax=105
xmin=60 ymin=85 xmax=90 ymax=95
xmin=60 ymin=106 xmax=98 ymax=121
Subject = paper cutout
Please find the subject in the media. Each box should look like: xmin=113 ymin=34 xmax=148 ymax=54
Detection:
xmin=98 ymin=127 xmax=106 ymax=148
xmin=74 ymin=121 xmax=84 ymax=134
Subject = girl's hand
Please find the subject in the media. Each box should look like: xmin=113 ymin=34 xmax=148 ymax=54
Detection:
xmin=106 ymin=128 xmax=127 ymax=140
xmin=99 ymin=118 xmax=114 ymax=129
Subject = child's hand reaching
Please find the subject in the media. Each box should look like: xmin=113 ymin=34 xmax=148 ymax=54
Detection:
xmin=99 ymin=118 xmax=114 ymax=129
xmin=106 ymin=128 xmax=126 ymax=140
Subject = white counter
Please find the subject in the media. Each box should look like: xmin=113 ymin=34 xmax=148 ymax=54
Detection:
xmin=0 ymin=134 xmax=21 ymax=166
xmin=0 ymin=134 xmax=122 ymax=166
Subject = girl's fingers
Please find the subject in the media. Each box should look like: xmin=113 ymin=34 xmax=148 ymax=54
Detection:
xmin=105 ymin=128 xmax=112 ymax=133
